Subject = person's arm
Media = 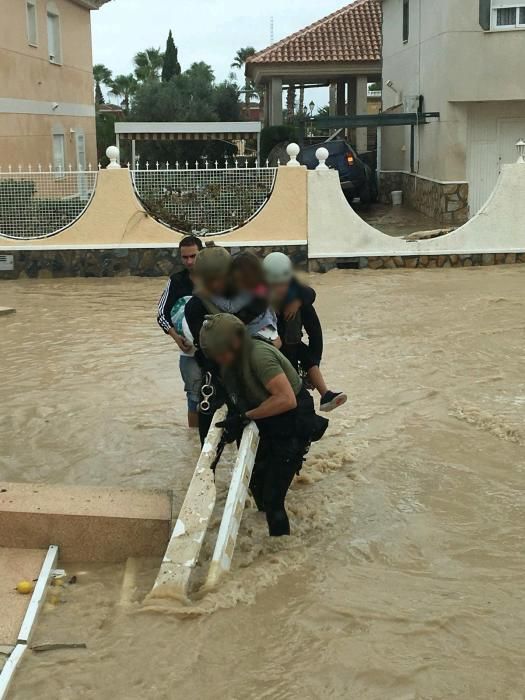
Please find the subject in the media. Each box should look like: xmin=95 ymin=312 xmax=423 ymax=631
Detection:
xmin=298 ymin=281 xmax=316 ymax=306
xmin=219 ymin=371 xmax=298 ymax=440
xmin=283 ymin=279 xmax=316 ymax=320
xmin=301 ymin=304 xmax=323 ymax=366
xmin=185 ymin=297 xmax=214 ymax=369
xmin=185 ymin=297 xmax=206 ymax=346
xmin=235 ymin=296 xmax=268 ymax=324
xmin=157 ymin=277 xmax=192 ymax=351
xmin=245 ymin=373 xmax=297 ymax=420
xmin=157 ymin=278 xmax=177 ymax=334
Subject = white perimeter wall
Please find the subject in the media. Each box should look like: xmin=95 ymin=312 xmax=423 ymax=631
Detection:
xmin=308 ymin=166 xmax=525 ymax=259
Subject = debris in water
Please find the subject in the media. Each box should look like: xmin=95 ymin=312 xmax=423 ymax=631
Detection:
xmin=31 ymin=643 xmax=87 ymax=653
xmin=15 ymin=580 xmax=34 ymax=595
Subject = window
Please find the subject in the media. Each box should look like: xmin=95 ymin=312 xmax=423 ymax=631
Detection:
xmin=47 ymin=3 xmax=61 ymax=63
xmin=52 ymin=132 xmax=65 ymax=173
xmin=492 ymin=2 xmax=525 ymax=29
xmin=26 ymin=1 xmax=38 ymax=46
xmin=402 ymin=0 xmax=410 ymax=42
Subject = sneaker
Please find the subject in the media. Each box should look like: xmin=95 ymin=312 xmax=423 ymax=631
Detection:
xmin=320 ymin=391 xmax=347 ymax=412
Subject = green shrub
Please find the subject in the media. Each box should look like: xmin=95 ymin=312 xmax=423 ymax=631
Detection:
xmin=260 ymin=125 xmax=299 ymax=164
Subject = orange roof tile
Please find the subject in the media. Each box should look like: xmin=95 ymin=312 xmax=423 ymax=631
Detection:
xmin=247 ymin=0 xmax=382 ymax=66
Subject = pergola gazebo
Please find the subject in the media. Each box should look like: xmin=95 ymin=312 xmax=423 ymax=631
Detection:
xmin=245 ymin=0 xmax=382 ymax=153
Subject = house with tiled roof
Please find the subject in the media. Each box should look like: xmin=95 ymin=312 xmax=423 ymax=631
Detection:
xmin=246 ymin=0 xmax=382 ymax=153
xmin=381 ymin=0 xmax=525 ymax=222
xmin=0 ymin=0 xmax=112 ymax=169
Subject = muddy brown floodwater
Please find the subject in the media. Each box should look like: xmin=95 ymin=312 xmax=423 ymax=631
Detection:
xmin=1 ymin=268 xmax=525 ymax=700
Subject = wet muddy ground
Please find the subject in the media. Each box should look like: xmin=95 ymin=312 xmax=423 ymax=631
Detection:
xmin=1 ymin=267 xmax=524 ymax=699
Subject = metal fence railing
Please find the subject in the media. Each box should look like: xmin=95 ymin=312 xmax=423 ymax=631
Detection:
xmin=131 ymin=163 xmax=277 ymax=236
xmin=0 ymin=169 xmax=98 ymax=239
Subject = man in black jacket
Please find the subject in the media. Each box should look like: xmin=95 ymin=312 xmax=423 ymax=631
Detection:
xmin=157 ymin=235 xmax=203 ymax=428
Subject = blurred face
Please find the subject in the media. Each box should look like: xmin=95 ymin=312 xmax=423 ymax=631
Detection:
xmin=270 ymin=282 xmax=290 ymax=303
xmin=232 ymin=269 xmax=245 ymax=292
xmin=212 ymin=334 xmax=242 ymax=367
xmin=180 ymin=244 xmax=200 ymax=270
xmin=205 ymin=276 xmax=228 ymax=296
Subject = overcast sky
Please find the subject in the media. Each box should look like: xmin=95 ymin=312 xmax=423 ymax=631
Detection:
xmin=92 ymin=0 xmax=348 ymax=93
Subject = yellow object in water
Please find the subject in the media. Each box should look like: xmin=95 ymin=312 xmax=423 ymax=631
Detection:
xmin=16 ymin=580 xmax=34 ymax=595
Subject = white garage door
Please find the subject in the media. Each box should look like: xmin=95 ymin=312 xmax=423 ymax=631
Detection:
xmin=468 ymin=114 xmax=525 ymax=216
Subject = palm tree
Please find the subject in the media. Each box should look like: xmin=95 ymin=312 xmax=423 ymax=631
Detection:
xmin=93 ymin=63 xmax=112 ymax=105
xmin=108 ymin=74 xmax=138 ymax=113
xmin=298 ymin=85 xmax=305 ymax=116
xmin=133 ymin=48 xmax=164 ymax=82
xmin=286 ymin=86 xmax=296 ymax=121
xmin=231 ymin=47 xmax=257 ymax=112
xmin=231 ymin=46 xmax=256 ymax=70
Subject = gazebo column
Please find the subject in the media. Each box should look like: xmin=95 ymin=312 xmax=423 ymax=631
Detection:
xmin=269 ymin=77 xmax=283 ymax=126
xmin=347 ymin=75 xmax=368 ymax=153
xmin=336 ymin=80 xmax=346 ymax=116
xmin=329 ymin=82 xmax=337 ymax=116
xmin=261 ymin=84 xmax=269 ymax=126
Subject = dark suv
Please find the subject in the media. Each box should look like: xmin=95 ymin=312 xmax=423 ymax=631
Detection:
xmin=299 ymin=139 xmax=378 ymax=203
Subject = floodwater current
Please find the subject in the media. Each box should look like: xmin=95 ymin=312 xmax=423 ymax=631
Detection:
xmin=1 ymin=268 xmax=524 ymax=699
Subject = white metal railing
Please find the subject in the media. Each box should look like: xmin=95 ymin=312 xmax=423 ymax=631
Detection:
xmin=0 ymin=144 xmax=306 ymax=240
xmin=131 ymin=161 xmax=277 ymax=236
xmin=0 ymin=167 xmax=98 ymax=239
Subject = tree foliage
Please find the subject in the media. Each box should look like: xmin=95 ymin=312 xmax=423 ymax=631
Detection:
xmin=96 ymin=112 xmax=118 ymax=165
xmin=260 ymin=125 xmax=299 ymax=164
xmin=129 ymin=62 xmax=241 ymax=165
xmin=133 ymin=48 xmax=164 ymax=82
xmin=162 ymin=30 xmax=181 ymax=82
xmin=231 ymin=47 xmax=258 ymax=111
xmin=96 ymin=44 xmax=246 ymax=165
xmin=108 ymin=74 xmax=138 ymax=113
xmin=93 ymin=63 xmax=112 ymax=105
xmin=231 ymin=46 xmax=256 ymax=69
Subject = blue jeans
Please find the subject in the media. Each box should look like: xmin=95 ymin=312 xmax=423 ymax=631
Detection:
xmin=179 ymin=355 xmax=202 ymax=413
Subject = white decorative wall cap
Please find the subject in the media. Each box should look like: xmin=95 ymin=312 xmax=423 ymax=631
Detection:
xmin=315 ymin=147 xmax=329 ymax=170
xmin=286 ymin=143 xmax=301 ymax=167
xmin=106 ymin=146 xmax=121 ymax=169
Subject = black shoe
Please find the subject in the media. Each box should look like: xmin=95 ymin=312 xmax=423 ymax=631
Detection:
xmin=320 ymin=391 xmax=347 ymax=413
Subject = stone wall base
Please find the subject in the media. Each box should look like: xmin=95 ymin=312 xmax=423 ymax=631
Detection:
xmin=379 ymin=172 xmax=469 ymax=225
xmin=309 ymin=253 xmax=525 ymax=272
xmin=0 ymin=245 xmax=308 ymax=280
xmin=1 ymin=247 xmax=524 ymax=280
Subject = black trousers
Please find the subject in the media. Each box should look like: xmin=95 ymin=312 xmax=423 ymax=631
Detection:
xmin=282 ymin=341 xmax=320 ymax=374
xmin=249 ymin=433 xmax=309 ymax=537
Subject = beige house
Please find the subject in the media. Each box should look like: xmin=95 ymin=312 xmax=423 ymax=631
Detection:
xmin=0 ymin=0 xmax=110 ymax=170
xmin=380 ymin=0 xmax=525 ymax=223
